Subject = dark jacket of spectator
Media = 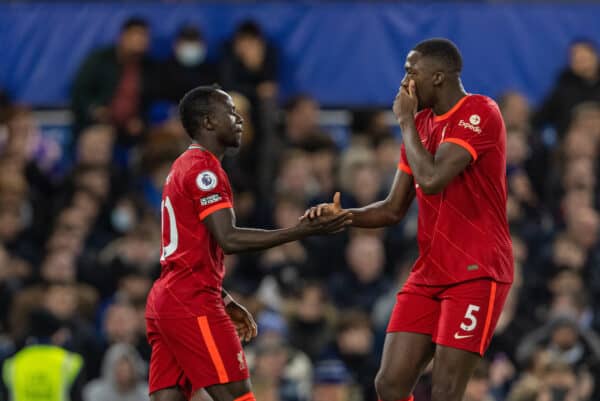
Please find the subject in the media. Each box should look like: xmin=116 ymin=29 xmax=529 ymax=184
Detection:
xmin=219 ymin=21 xmax=278 ymax=102
xmin=534 ymin=68 xmax=600 ymax=136
xmin=71 ymin=46 xmax=153 ymax=134
xmin=148 ymin=26 xmax=218 ymax=104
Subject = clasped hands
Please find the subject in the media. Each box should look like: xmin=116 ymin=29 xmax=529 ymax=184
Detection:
xmin=298 ymin=192 xmax=352 ymax=234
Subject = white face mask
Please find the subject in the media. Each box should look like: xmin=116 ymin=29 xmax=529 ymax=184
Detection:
xmin=111 ymin=208 xmax=134 ymax=233
xmin=176 ymin=42 xmax=206 ymax=67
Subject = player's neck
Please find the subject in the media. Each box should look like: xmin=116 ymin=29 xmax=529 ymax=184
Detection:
xmin=433 ymin=87 xmax=468 ymax=116
xmin=190 ymin=140 xmax=224 ymax=161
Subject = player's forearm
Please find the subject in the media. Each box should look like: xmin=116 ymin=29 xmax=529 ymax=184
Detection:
xmin=399 ymin=119 xmax=439 ymax=194
xmin=220 ymin=226 xmax=307 ymax=254
xmin=347 ymin=200 xmax=406 ymax=228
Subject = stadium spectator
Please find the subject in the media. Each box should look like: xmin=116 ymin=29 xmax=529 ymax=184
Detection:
xmin=534 ymin=39 xmax=600 ymax=136
xmin=350 ymin=109 xmax=394 ymax=147
xmin=308 ymin=138 xmax=339 ymax=199
xmin=327 ymin=310 xmax=379 ymax=401
xmin=255 ymin=195 xmax=310 ymax=304
xmin=286 ymin=282 xmax=336 ymax=362
xmin=102 ymin=302 xmax=142 ymax=348
xmin=274 ymin=149 xmax=319 ymax=201
xmin=220 ymin=20 xmax=278 ymax=102
xmin=148 ymin=24 xmax=218 ymax=105
xmin=463 ymin=361 xmax=494 ymax=401
xmin=247 ymin=310 xmax=312 ymax=401
xmin=312 ymin=359 xmax=355 ymax=401
xmin=330 ymin=235 xmax=390 ymax=313
xmin=135 ymin=127 xmax=187 ymax=213
xmin=515 ymin=316 xmax=600 ymax=384
xmin=82 ymin=343 xmax=148 ymax=401
xmin=282 ymin=95 xmax=330 ymax=150
xmin=2 ymin=309 xmax=84 ymax=401
xmin=374 ymin=135 xmax=401 ymax=189
xmin=71 ymin=17 xmax=152 ymax=143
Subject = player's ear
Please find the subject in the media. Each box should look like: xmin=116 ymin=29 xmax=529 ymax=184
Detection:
xmin=203 ymin=114 xmax=216 ymax=131
xmin=433 ymin=71 xmax=445 ymax=86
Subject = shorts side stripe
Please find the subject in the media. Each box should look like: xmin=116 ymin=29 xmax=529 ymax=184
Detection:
xmin=234 ymin=393 xmax=256 ymax=401
xmin=197 ymin=316 xmax=230 ymax=383
xmin=479 ymin=281 xmax=497 ymax=355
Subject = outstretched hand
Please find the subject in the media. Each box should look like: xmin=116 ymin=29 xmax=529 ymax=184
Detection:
xmin=300 ymin=192 xmax=343 ymax=221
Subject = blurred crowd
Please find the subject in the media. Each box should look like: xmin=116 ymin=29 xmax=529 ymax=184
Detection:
xmin=1 ymin=16 xmax=600 ymax=401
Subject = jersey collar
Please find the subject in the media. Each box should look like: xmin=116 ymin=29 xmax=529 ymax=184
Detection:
xmin=433 ymin=94 xmax=471 ymax=122
xmin=188 ymin=144 xmax=220 ymax=163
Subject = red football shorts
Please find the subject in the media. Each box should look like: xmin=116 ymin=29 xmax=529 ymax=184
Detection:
xmin=146 ymin=311 xmax=249 ymax=399
xmin=387 ymin=278 xmax=510 ymax=356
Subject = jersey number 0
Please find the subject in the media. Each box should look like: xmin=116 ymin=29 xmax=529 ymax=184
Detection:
xmin=161 ymin=196 xmax=178 ymax=261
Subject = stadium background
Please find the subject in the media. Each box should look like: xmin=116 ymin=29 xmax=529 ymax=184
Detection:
xmin=1 ymin=1 xmax=600 ymax=401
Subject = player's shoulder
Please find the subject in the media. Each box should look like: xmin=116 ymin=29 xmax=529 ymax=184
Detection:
xmin=179 ymin=148 xmax=222 ymax=173
xmin=463 ymin=94 xmax=501 ymax=117
xmin=183 ymin=149 xmax=229 ymax=193
xmin=455 ymin=94 xmax=502 ymax=128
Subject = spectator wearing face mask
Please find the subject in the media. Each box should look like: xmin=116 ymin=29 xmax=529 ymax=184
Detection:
xmin=148 ymin=25 xmax=217 ymax=105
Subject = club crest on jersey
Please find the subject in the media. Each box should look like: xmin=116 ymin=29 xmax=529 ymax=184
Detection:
xmin=469 ymin=114 xmax=481 ymax=125
xmin=196 ymin=171 xmax=218 ymax=191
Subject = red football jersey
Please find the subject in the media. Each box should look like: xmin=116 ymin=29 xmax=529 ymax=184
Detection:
xmin=399 ymin=94 xmax=513 ymax=285
xmin=146 ymin=144 xmax=233 ymax=319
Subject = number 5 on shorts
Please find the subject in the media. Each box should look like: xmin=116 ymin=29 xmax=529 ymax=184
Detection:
xmin=460 ymin=304 xmax=480 ymax=332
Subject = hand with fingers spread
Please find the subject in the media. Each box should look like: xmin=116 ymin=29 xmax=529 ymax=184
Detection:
xmin=226 ymin=300 xmax=258 ymax=342
xmin=300 ymin=192 xmax=344 ymax=221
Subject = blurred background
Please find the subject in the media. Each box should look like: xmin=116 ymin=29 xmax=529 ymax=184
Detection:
xmin=1 ymin=1 xmax=600 ymax=401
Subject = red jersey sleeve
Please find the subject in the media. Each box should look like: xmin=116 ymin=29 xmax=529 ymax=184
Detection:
xmin=182 ymin=158 xmax=233 ymax=221
xmin=441 ymin=99 xmax=502 ymax=162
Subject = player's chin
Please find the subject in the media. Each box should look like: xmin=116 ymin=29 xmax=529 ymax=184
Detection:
xmin=225 ymin=142 xmax=242 ymax=156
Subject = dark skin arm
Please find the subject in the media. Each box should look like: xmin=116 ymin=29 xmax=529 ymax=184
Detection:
xmin=395 ymin=80 xmax=472 ymax=195
xmin=204 ymin=207 xmax=352 ymax=255
xmin=301 ymin=172 xmax=415 ymax=228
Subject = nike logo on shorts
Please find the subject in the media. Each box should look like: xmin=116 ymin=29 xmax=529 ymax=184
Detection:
xmin=454 ymin=332 xmax=474 ymax=339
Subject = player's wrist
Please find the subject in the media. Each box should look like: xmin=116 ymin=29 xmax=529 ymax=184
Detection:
xmin=294 ymin=221 xmax=314 ymax=237
xmin=223 ymin=294 xmax=234 ymax=306
xmin=397 ymin=115 xmax=415 ymax=127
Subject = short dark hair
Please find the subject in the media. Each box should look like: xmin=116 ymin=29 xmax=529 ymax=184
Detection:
xmin=121 ymin=16 xmax=149 ymax=33
xmin=285 ymin=93 xmax=316 ymax=112
xmin=570 ymin=37 xmax=598 ymax=52
xmin=177 ymin=24 xmax=202 ymax=41
xmin=179 ymin=85 xmax=222 ymax=138
xmin=413 ymin=38 xmax=462 ymax=73
xmin=235 ymin=20 xmax=263 ymax=39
